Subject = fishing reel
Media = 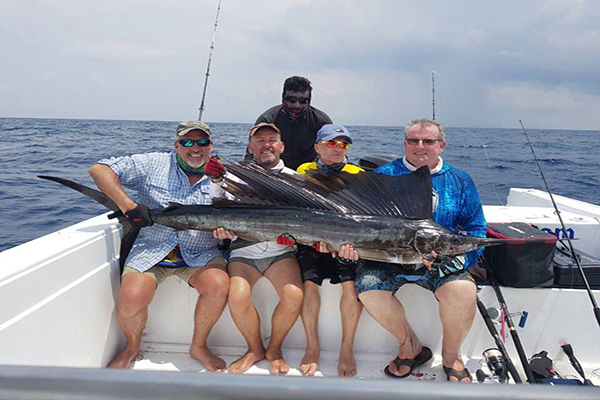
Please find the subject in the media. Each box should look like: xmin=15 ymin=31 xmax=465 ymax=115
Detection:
xmin=476 ymin=348 xmax=509 ymax=383
xmin=486 ymin=306 xmax=529 ymax=328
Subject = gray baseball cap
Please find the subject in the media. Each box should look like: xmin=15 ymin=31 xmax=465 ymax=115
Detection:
xmin=176 ymin=121 xmax=211 ymax=136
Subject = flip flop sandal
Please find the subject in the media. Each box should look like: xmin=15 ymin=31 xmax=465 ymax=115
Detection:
xmin=384 ymin=347 xmax=433 ymax=378
xmin=443 ymin=365 xmax=472 ymax=382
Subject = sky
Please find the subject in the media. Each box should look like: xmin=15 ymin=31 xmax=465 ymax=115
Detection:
xmin=2 ymin=0 xmax=599 ymax=130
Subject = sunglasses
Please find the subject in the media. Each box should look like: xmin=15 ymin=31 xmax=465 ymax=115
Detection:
xmin=284 ymin=95 xmax=311 ymax=105
xmin=320 ymin=140 xmax=350 ymax=149
xmin=405 ymin=138 xmax=441 ymax=146
xmin=178 ymin=138 xmax=212 ymax=147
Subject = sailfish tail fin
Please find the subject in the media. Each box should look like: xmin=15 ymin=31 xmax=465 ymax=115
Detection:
xmin=38 ymin=175 xmax=139 ymax=272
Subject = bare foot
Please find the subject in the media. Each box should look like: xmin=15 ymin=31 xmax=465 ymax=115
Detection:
xmin=107 ymin=346 xmax=139 ymax=369
xmin=266 ymin=348 xmax=290 ymax=375
xmin=338 ymin=349 xmax=357 ymax=377
xmin=190 ymin=345 xmax=226 ymax=372
xmin=228 ymin=348 xmax=266 ymax=374
xmin=300 ymin=346 xmax=320 ymax=376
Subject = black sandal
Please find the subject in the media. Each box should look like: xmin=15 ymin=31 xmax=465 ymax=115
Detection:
xmin=443 ymin=365 xmax=472 ymax=382
xmin=384 ymin=347 xmax=433 ymax=378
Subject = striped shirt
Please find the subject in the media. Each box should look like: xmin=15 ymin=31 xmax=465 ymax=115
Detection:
xmin=99 ymin=152 xmax=221 ymax=272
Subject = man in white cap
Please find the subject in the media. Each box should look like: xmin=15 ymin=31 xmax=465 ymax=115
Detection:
xmin=89 ymin=120 xmax=230 ymax=371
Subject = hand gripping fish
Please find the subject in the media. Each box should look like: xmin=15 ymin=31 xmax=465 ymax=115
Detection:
xmin=39 ymin=163 xmax=527 ymax=268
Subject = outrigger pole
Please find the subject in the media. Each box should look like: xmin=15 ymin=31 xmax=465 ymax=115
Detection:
xmin=198 ymin=0 xmax=223 ymax=121
xmin=432 ymin=71 xmax=436 ymax=120
xmin=519 ymin=120 xmax=600 ymax=329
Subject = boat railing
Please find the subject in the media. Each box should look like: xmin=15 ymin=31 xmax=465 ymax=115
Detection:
xmin=1 ymin=364 xmax=598 ymax=400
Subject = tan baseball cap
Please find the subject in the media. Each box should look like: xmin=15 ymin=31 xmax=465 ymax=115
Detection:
xmin=176 ymin=120 xmax=211 ymax=137
xmin=249 ymin=122 xmax=281 ymax=137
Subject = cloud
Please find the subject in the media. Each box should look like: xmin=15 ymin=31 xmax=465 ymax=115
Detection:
xmin=0 ymin=83 xmax=17 ymax=95
xmin=73 ymin=41 xmax=174 ymax=61
xmin=535 ymin=0 xmax=600 ymax=54
xmin=1 ymin=0 xmax=600 ymax=130
xmin=487 ymin=81 xmax=600 ymax=129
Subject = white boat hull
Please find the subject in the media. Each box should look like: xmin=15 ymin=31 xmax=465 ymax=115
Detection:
xmin=1 ymin=188 xmax=599 ymax=387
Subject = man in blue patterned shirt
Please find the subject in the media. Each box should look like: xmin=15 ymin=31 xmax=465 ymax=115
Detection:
xmin=89 ymin=121 xmax=230 ymax=371
xmin=353 ymin=119 xmax=486 ymax=382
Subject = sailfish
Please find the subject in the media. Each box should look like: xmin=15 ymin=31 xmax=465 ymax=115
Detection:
xmin=40 ymin=163 xmax=514 ymax=269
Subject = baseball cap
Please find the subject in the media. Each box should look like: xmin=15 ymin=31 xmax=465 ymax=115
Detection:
xmin=249 ymin=122 xmax=281 ymax=137
xmin=315 ymin=124 xmax=353 ymax=144
xmin=176 ymin=121 xmax=211 ymax=137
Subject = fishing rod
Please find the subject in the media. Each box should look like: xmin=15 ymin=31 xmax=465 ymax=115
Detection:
xmin=519 ymin=120 xmax=600 ymax=329
xmin=483 ymin=261 xmax=536 ymax=383
xmin=477 ymin=295 xmax=523 ymax=383
xmin=561 ymin=342 xmax=594 ymax=386
xmin=197 ymin=0 xmax=223 ymax=121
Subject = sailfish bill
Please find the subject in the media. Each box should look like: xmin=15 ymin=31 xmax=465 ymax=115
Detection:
xmin=39 ymin=164 xmax=541 ymax=266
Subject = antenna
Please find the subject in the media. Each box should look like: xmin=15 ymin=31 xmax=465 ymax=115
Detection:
xmin=198 ymin=0 xmax=223 ymax=121
xmin=432 ymin=71 xmax=436 ymax=121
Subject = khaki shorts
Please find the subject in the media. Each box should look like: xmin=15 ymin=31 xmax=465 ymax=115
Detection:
xmin=123 ymin=256 xmax=227 ymax=286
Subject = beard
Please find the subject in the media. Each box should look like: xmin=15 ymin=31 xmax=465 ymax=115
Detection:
xmin=255 ymin=152 xmax=278 ymax=168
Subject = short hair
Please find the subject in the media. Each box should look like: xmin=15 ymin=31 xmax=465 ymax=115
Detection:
xmin=404 ymin=118 xmax=446 ymax=141
xmin=282 ymin=76 xmax=312 ymax=96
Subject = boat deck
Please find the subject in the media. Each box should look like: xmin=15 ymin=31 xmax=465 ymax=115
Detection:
xmin=133 ymin=343 xmax=600 ymax=385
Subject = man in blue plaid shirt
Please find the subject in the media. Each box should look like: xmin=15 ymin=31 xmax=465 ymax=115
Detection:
xmin=89 ymin=121 xmax=230 ymax=371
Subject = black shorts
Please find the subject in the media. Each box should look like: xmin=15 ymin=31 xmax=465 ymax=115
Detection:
xmin=296 ymin=245 xmax=357 ymax=285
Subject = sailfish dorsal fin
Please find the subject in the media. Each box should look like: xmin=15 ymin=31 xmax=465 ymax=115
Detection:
xmin=223 ymin=162 xmax=432 ymax=219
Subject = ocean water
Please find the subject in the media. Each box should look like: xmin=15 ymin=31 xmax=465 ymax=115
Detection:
xmin=1 ymin=117 xmax=598 ymax=253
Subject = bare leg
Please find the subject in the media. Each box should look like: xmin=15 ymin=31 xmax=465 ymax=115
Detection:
xmin=300 ymin=281 xmax=321 ymax=376
xmin=338 ymin=281 xmax=363 ymax=377
xmin=188 ymin=264 xmax=230 ymax=372
xmin=227 ymin=262 xmax=266 ymax=374
xmin=108 ymin=273 xmax=157 ymax=369
xmin=263 ymin=257 xmax=304 ymax=375
xmin=435 ymin=280 xmax=477 ymax=382
xmin=359 ymin=290 xmax=422 ymax=377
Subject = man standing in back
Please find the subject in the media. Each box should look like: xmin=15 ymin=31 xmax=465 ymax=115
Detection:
xmin=89 ymin=121 xmax=230 ymax=371
xmin=254 ymin=76 xmax=333 ymax=170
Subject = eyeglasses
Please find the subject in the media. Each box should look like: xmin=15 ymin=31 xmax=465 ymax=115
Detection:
xmin=178 ymin=138 xmax=212 ymax=147
xmin=320 ymin=140 xmax=350 ymax=149
xmin=405 ymin=138 xmax=441 ymax=146
xmin=284 ymin=95 xmax=311 ymax=104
